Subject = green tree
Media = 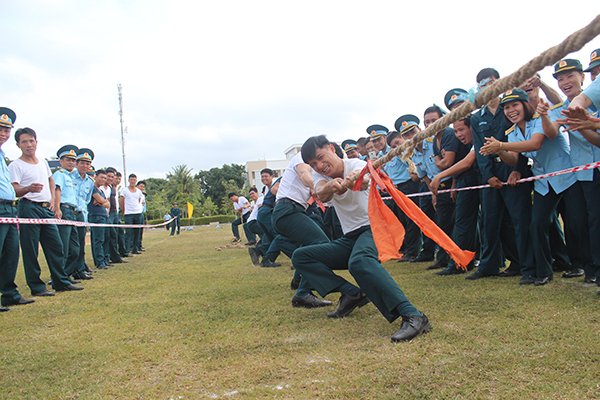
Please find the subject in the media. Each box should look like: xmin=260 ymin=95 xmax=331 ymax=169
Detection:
xmin=196 ymin=164 xmax=246 ymax=210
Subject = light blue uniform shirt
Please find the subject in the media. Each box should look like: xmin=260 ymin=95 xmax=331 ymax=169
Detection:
xmin=411 ymin=148 xmax=427 ymax=179
xmin=72 ymin=171 xmax=94 ymax=212
xmin=418 ymin=137 xmax=443 ymax=181
xmin=52 ymin=168 xmax=78 ymax=207
xmin=507 ymin=116 xmax=575 ymax=196
xmin=0 ymin=149 xmax=16 ymax=201
xmin=378 ymin=145 xmax=411 ymax=184
xmin=549 ymin=100 xmax=600 ymax=181
xmin=583 ymin=77 xmax=600 ymax=110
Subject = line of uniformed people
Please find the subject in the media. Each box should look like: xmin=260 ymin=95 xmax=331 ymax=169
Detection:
xmin=0 ymin=114 xmax=147 ymax=312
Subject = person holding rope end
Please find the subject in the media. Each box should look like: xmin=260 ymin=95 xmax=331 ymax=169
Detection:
xmin=292 ymin=135 xmax=431 ymax=342
xmin=480 ymin=88 xmax=591 ymax=286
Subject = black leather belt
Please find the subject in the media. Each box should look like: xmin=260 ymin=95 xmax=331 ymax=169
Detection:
xmin=60 ymin=203 xmax=76 ymax=211
xmin=0 ymin=199 xmax=16 ymax=206
xmin=275 ymin=198 xmax=302 ymax=207
xmin=262 ymin=204 xmax=273 ymax=209
xmin=22 ymin=198 xmax=50 ymax=208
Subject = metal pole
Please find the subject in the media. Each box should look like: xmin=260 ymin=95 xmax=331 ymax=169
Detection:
xmin=118 ymin=84 xmax=127 ymax=179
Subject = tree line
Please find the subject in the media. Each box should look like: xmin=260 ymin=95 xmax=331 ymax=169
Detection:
xmin=144 ymin=163 xmax=249 ymax=220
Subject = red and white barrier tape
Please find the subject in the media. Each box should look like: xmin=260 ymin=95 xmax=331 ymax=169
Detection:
xmin=382 ymin=161 xmax=600 ymax=199
xmin=0 ymin=216 xmax=176 ymax=228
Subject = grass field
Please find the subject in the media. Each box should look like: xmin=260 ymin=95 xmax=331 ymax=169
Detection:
xmin=1 ymin=225 xmax=599 ymax=399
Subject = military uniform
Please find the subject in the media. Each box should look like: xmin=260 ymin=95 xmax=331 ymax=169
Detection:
xmin=72 ymin=149 xmax=95 ymax=276
xmin=53 ymin=145 xmax=81 ymax=279
xmin=169 ymin=203 xmax=181 ymax=235
xmin=0 ymin=108 xmax=27 ymax=308
xmin=470 ymin=94 xmax=534 ymax=278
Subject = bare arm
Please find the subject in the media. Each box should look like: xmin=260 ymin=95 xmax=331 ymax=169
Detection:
xmin=538 ymin=80 xmax=562 ymax=105
xmin=434 ymin=151 xmax=456 ymax=170
xmin=119 ymin=195 xmax=125 ymax=213
xmin=569 ymin=93 xmax=593 ymax=110
xmin=297 ymin=163 xmax=315 ymax=191
xmin=430 ymin=151 xmax=476 ymax=195
xmin=537 ymin=99 xmax=559 ymax=140
xmin=270 ymin=181 xmax=280 ymax=196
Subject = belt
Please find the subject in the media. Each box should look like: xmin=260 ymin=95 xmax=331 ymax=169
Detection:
xmin=262 ymin=203 xmax=274 ymax=209
xmin=74 ymin=210 xmax=82 ymax=215
xmin=275 ymin=198 xmax=303 ymax=208
xmin=60 ymin=203 xmax=76 ymax=211
xmin=0 ymin=199 xmax=16 ymax=206
xmin=22 ymin=198 xmax=50 ymax=208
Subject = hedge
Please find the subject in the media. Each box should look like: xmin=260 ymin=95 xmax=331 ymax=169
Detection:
xmin=146 ymin=215 xmax=236 ymax=227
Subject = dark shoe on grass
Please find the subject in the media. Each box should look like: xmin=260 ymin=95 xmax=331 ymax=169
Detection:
xmin=292 ymin=293 xmax=332 ymax=308
xmin=465 ymin=270 xmax=498 ymax=280
xmin=290 ymin=278 xmax=300 ymax=290
xmin=248 ymin=248 xmax=260 ymax=266
xmin=563 ymin=268 xmax=584 ymax=278
xmin=436 ymin=266 xmax=465 ymax=276
xmin=426 ymin=260 xmax=447 ymax=270
xmin=391 ymin=313 xmax=431 ymax=342
xmin=2 ymin=298 xmax=35 ymax=306
xmin=327 ymin=290 xmax=370 ymax=318
xmin=499 ymin=268 xmax=520 ymax=277
xmin=519 ymin=276 xmax=536 ymax=285
xmin=33 ymin=289 xmax=55 ymax=297
xmin=534 ymin=275 xmax=553 ymax=286
xmin=56 ymin=284 xmax=84 ymax=292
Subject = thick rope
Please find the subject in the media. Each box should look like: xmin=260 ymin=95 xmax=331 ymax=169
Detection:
xmin=365 ymin=13 xmax=600 ymax=175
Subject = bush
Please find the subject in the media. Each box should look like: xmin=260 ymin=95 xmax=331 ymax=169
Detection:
xmin=146 ymin=215 xmax=236 ymax=227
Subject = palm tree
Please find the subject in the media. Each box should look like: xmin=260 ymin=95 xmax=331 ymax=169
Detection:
xmin=165 ymin=165 xmax=201 ymax=202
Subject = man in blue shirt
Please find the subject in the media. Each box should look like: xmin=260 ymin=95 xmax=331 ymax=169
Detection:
xmin=53 ymin=145 xmax=85 ymax=282
xmin=72 ymin=148 xmax=95 ymax=278
xmin=0 ymin=107 xmax=33 ymax=310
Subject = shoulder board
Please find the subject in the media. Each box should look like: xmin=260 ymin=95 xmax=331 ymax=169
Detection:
xmin=425 ymin=138 xmax=434 ymax=143
xmin=505 ymin=124 xmax=516 ymax=136
xmin=549 ymin=101 xmax=564 ymax=110
xmin=532 ymin=112 xmax=540 ymax=119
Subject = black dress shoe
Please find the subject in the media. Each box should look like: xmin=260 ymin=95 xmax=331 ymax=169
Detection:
xmin=73 ymin=273 xmax=94 ymax=280
xmin=56 ymin=284 xmax=84 ymax=292
xmin=411 ymin=254 xmax=435 ymax=263
xmin=0 ymin=305 xmax=9 ymax=312
xmin=248 ymin=248 xmax=260 ymax=266
xmin=2 ymin=298 xmax=35 ymax=306
xmin=122 ymin=253 xmax=132 ymax=258
xmin=291 ymin=293 xmax=332 ymax=308
xmin=563 ymin=268 xmax=584 ymax=278
xmin=465 ymin=270 xmax=498 ymax=280
xmin=261 ymin=259 xmax=280 ymax=268
xmin=290 ymin=278 xmax=300 ymax=290
xmin=69 ymin=278 xmax=81 ymax=284
xmin=327 ymin=290 xmax=370 ymax=318
xmin=398 ymin=254 xmax=416 ymax=263
xmin=435 ymin=266 xmax=465 ymax=276
xmin=426 ymin=260 xmax=447 ymax=270
xmin=33 ymin=289 xmax=55 ymax=297
xmin=391 ymin=313 xmax=432 ymax=342
xmin=584 ymin=276 xmax=597 ymax=284
xmin=244 ymin=241 xmax=257 ymax=246
xmin=534 ymin=275 xmax=553 ymax=286
xmin=499 ymin=268 xmax=521 ymax=277
xmin=132 ymin=250 xmax=142 ymax=255
xmin=519 ymin=276 xmax=536 ymax=285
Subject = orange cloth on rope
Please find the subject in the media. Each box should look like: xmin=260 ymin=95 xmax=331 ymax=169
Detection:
xmin=353 ymin=161 xmax=475 ymax=270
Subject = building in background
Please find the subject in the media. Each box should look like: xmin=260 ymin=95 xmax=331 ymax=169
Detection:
xmin=245 ymin=144 xmax=302 ymax=194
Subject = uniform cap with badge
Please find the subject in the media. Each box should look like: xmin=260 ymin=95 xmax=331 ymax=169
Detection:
xmin=57 ymin=145 xmax=79 ymax=160
xmin=366 ymin=124 xmax=389 ymax=139
xmin=394 ymin=115 xmax=420 ymax=136
xmin=444 ymin=88 xmax=469 ymax=110
xmin=77 ymin=148 xmax=94 ymax=162
xmin=341 ymin=139 xmax=357 ymax=153
xmin=584 ymin=49 xmax=600 ymax=72
xmin=0 ymin=107 xmax=16 ymax=129
xmin=552 ymin=59 xmax=583 ymax=78
xmin=499 ymin=88 xmax=529 ymax=105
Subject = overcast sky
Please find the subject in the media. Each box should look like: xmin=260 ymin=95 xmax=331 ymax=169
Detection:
xmin=2 ymin=1 xmax=598 ymax=178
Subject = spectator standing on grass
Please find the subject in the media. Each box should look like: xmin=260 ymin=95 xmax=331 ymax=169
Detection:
xmin=170 ymin=202 xmax=181 ymax=235
xmin=0 ymin=107 xmax=33 ymax=311
xmin=52 ymin=145 xmax=84 ymax=282
xmin=104 ymin=167 xmax=128 ymax=265
xmin=9 ymin=127 xmax=83 ymax=295
xmin=88 ymin=169 xmax=111 ymax=269
xmin=72 ymin=148 xmax=95 ymax=278
xmin=120 ymin=173 xmax=144 ymax=255
xmin=136 ymin=181 xmax=147 ymax=250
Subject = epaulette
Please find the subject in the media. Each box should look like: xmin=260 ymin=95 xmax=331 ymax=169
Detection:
xmin=532 ymin=112 xmax=540 ymax=119
xmin=425 ymin=137 xmax=434 ymax=143
xmin=505 ymin=124 xmax=516 ymax=136
xmin=549 ymin=101 xmax=564 ymax=110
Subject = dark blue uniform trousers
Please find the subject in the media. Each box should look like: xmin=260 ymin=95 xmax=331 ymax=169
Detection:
xmin=0 ymin=203 xmax=22 ymax=305
xmin=292 ymin=226 xmax=419 ymax=322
